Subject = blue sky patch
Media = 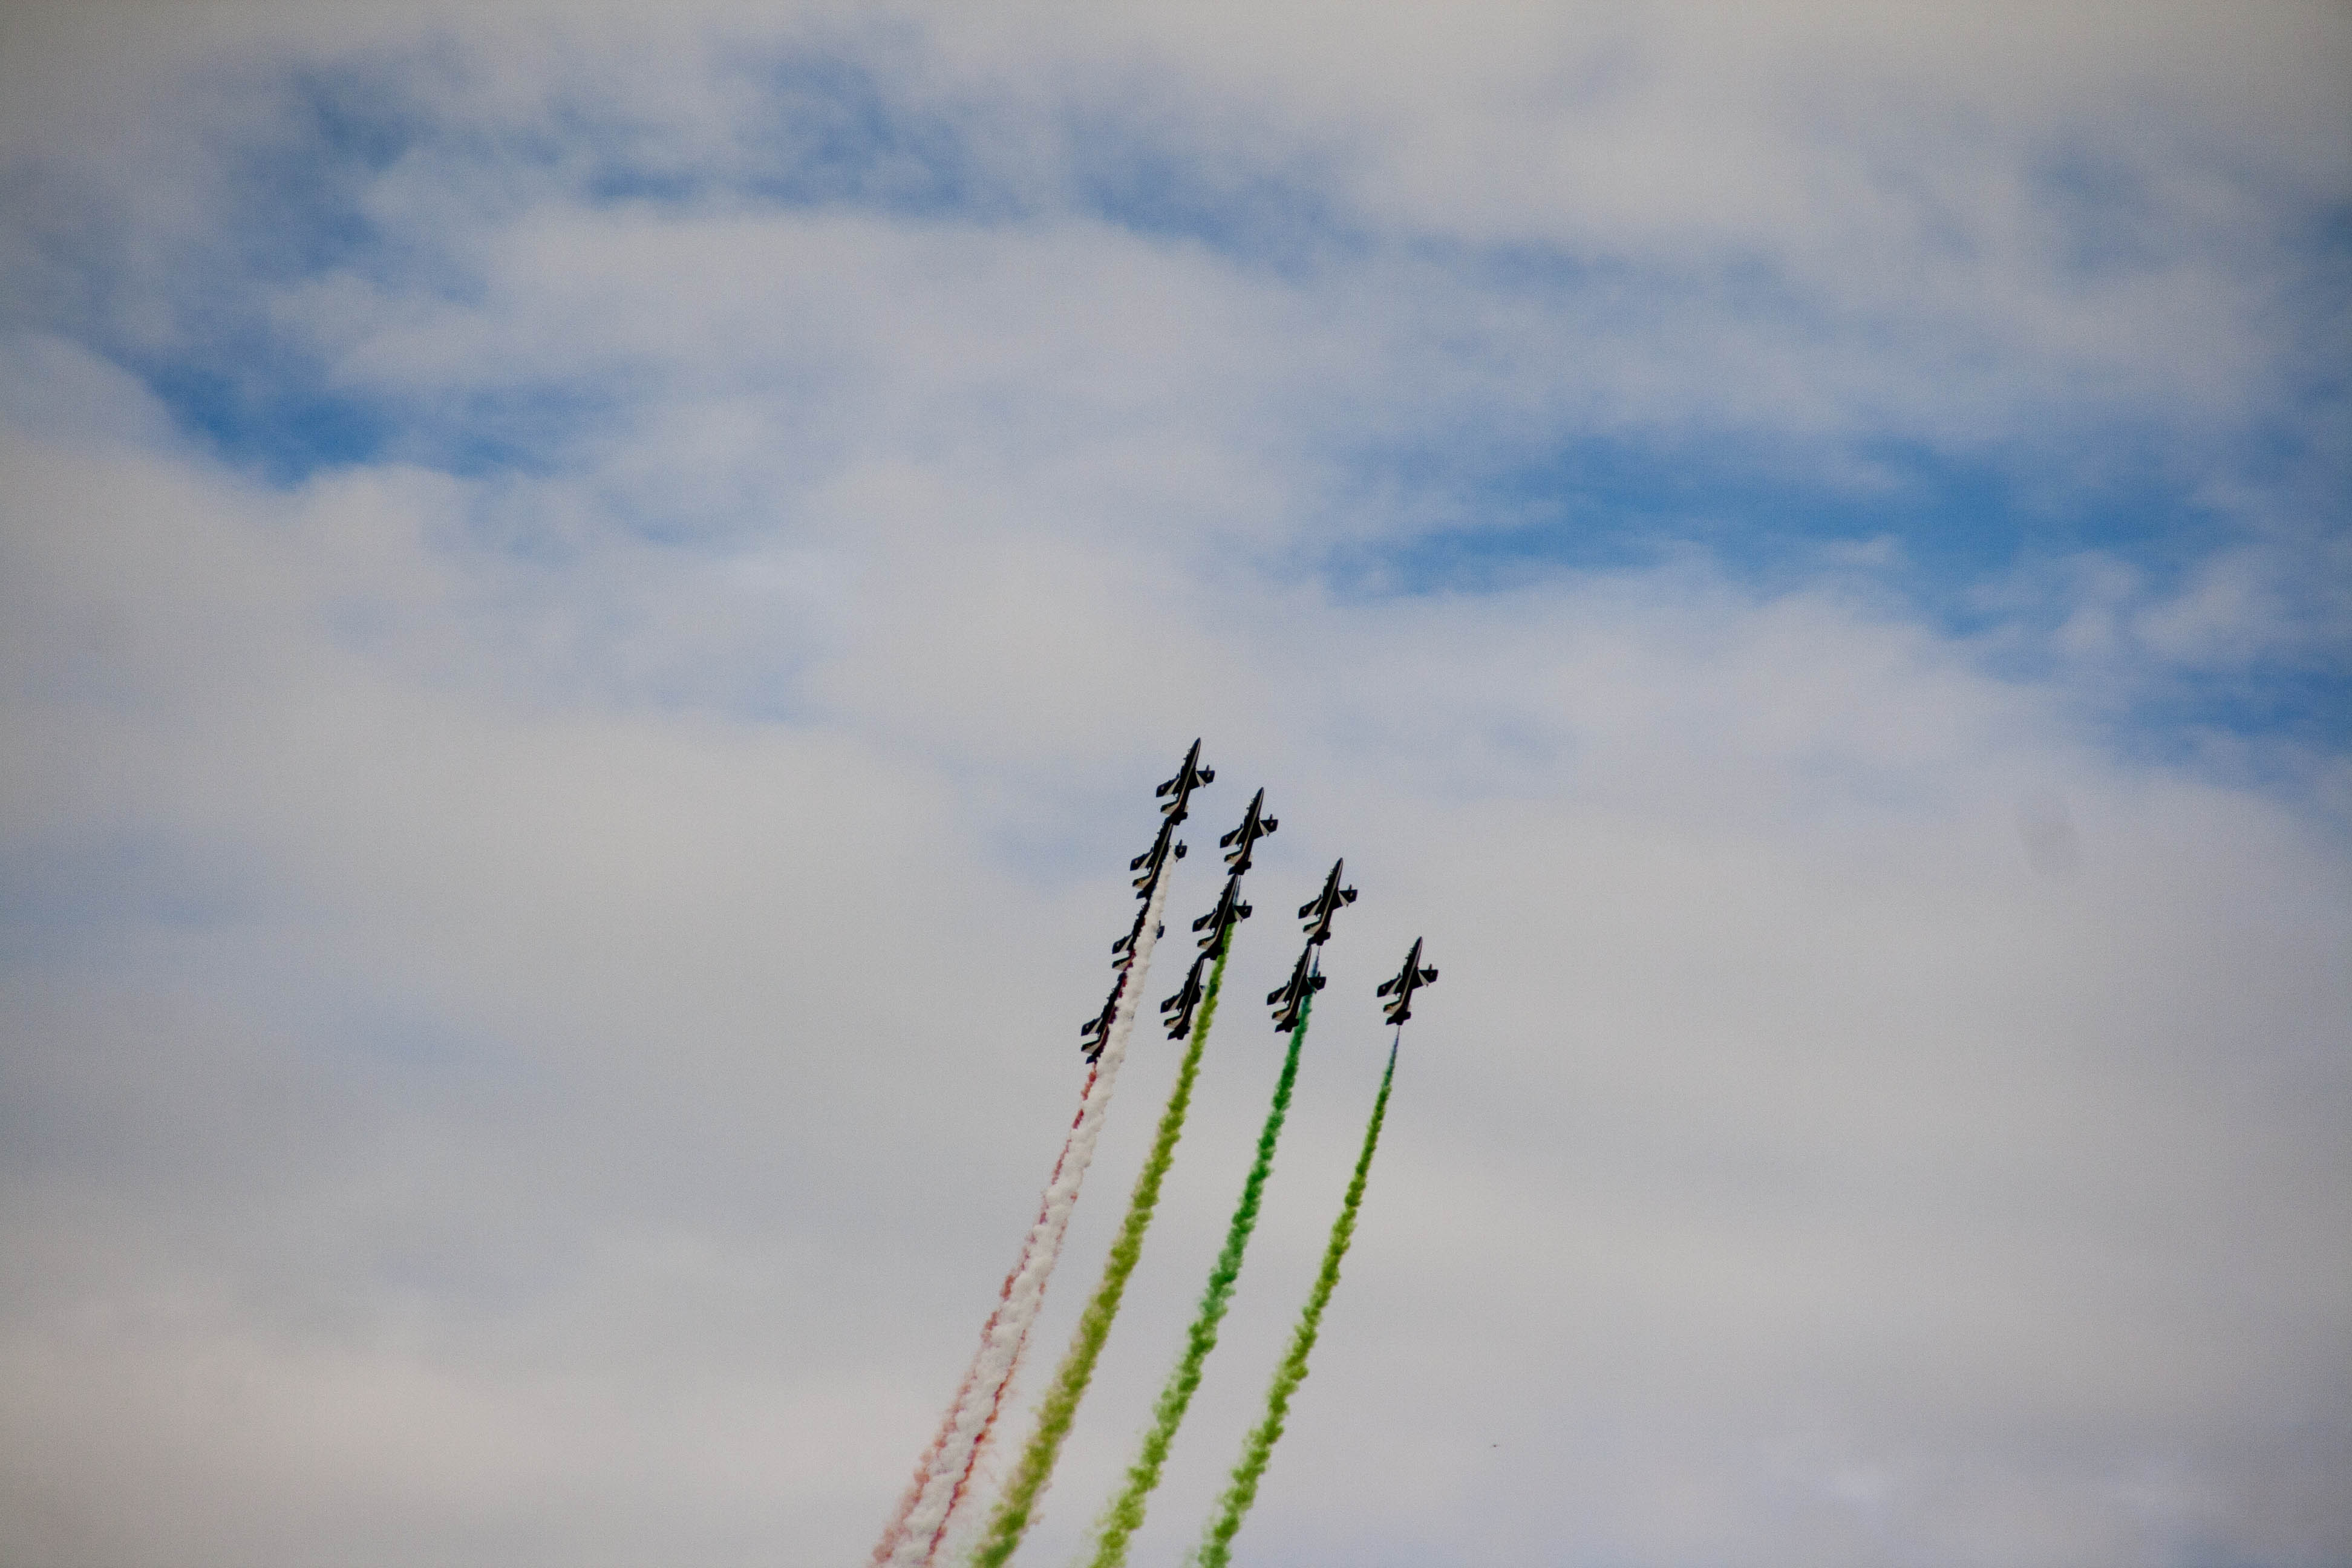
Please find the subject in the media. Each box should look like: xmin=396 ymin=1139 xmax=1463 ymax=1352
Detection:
xmin=8 ymin=39 xmax=2344 ymax=757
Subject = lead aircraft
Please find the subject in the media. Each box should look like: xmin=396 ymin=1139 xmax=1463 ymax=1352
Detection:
xmin=1154 ymin=739 xmax=1214 ymax=822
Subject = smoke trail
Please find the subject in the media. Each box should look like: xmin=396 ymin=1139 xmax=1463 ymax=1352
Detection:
xmin=1194 ymin=1039 xmax=1399 ymax=1568
xmin=872 ymin=872 xmax=1173 ymax=1568
xmin=965 ymin=949 xmax=1232 ymax=1568
xmin=1085 ymin=990 xmax=1315 ymax=1568
xmin=869 ymin=1085 xmax=1094 ymax=1568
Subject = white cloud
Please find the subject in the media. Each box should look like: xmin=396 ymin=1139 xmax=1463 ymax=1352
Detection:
xmin=1 ymin=7 xmax=2347 ymax=1566
xmin=6 ymin=371 xmax=2347 ymax=1562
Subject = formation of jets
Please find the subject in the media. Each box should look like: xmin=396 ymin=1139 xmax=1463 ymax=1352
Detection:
xmin=1089 ymin=740 xmax=1440 ymax=1057
xmin=1163 ymin=787 xmax=1274 ymax=1038
xmin=1264 ymin=855 xmax=1364 ymax=1031
xmin=1086 ymin=742 xmax=1217 ymax=1059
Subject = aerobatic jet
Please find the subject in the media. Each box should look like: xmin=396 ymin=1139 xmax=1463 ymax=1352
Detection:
xmin=1158 ymin=951 xmax=1211 ymax=1039
xmin=1191 ymin=876 xmax=1253 ymax=956
xmin=1375 ymin=938 xmax=1439 ymax=1025
xmin=1154 ymin=739 xmax=1215 ymax=822
xmin=1217 ymin=788 xmax=1278 ymax=873
xmin=1267 ymin=946 xmax=1327 ymax=1032
xmin=1080 ymin=977 xmax=1127 ymax=1060
xmin=1109 ymin=904 xmax=1166 ymax=971
xmin=1114 ymin=824 xmax=1184 ymax=969
xmin=1129 ymin=815 xmax=1187 ymax=893
xmin=1297 ymin=858 xmax=1357 ymax=946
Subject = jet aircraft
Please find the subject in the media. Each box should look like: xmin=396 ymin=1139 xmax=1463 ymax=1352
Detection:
xmin=1154 ymin=739 xmax=1215 ymax=822
xmin=1217 ymin=788 xmax=1278 ymax=872
xmin=1375 ymin=938 xmax=1439 ymax=1025
xmin=1082 ymin=742 xmax=1215 ymax=1057
xmin=1158 ymin=951 xmax=1211 ymax=1039
xmin=1079 ymin=978 xmax=1127 ymax=1059
xmin=1267 ymin=947 xmax=1326 ymax=1032
xmin=1109 ymin=905 xmax=1167 ymax=971
xmin=1129 ymin=815 xmax=1187 ymax=892
xmin=1191 ymin=877 xmax=1253 ymax=956
xmin=1297 ymin=858 xmax=1357 ymax=946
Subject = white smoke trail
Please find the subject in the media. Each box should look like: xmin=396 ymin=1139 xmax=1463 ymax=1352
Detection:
xmin=877 ymin=870 xmax=1172 ymax=1568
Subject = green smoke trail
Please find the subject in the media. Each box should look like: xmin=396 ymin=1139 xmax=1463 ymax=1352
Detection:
xmin=965 ymin=950 xmax=1230 ymax=1568
xmin=1085 ymin=990 xmax=1315 ymax=1568
xmin=1194 ymin=1039 xmax=1398 ymax=1568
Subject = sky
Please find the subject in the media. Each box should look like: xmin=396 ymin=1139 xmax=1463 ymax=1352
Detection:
xmin=1 ymin=3 xmax=2348 ymax=1566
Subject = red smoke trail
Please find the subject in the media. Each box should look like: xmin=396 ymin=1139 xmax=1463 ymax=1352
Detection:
xmin=869 ymin=1059 xmax=1099 ymax=1567
xmin=917 ymin=1068 xmax=1102 ymax=1558
xmin=872 ymin=869 xmax=1171 ymax=1567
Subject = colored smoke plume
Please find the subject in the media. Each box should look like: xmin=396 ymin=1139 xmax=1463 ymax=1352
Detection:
xmin=1085 ymin=987 xmax=1315 ymax=1568
xmin=965 ymin=949 xmax=1232 ymax=1567
xmin=1195 ymin=1039 xmax=1399 ymax=1568
xmin=873 ymin=872 xmax=1172 ymax=1568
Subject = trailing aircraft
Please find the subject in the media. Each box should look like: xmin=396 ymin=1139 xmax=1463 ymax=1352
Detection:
xmin=1080 ymin=977 xmax=1128 ymax=1060
xmin=1296 ymin=858 xmax=1357 ymax=946
xmin=1109 ymin=903 xmax=1166 ymax=971
xmin=1129 ymin=815 xmax=1187 ymax=892
xmin=1191 ymin=876 xmax=1253 ymax=956
xmin=1158 ymin=951 xmax=1212 ymax=1039
xmin=1375 ymin=938 xmax=1439 ymax=1026
xmin=1267 ymin=946 xmax=1326 ymax=1032
xmin=1217 ymin=788 xmax=1278 ymax=873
